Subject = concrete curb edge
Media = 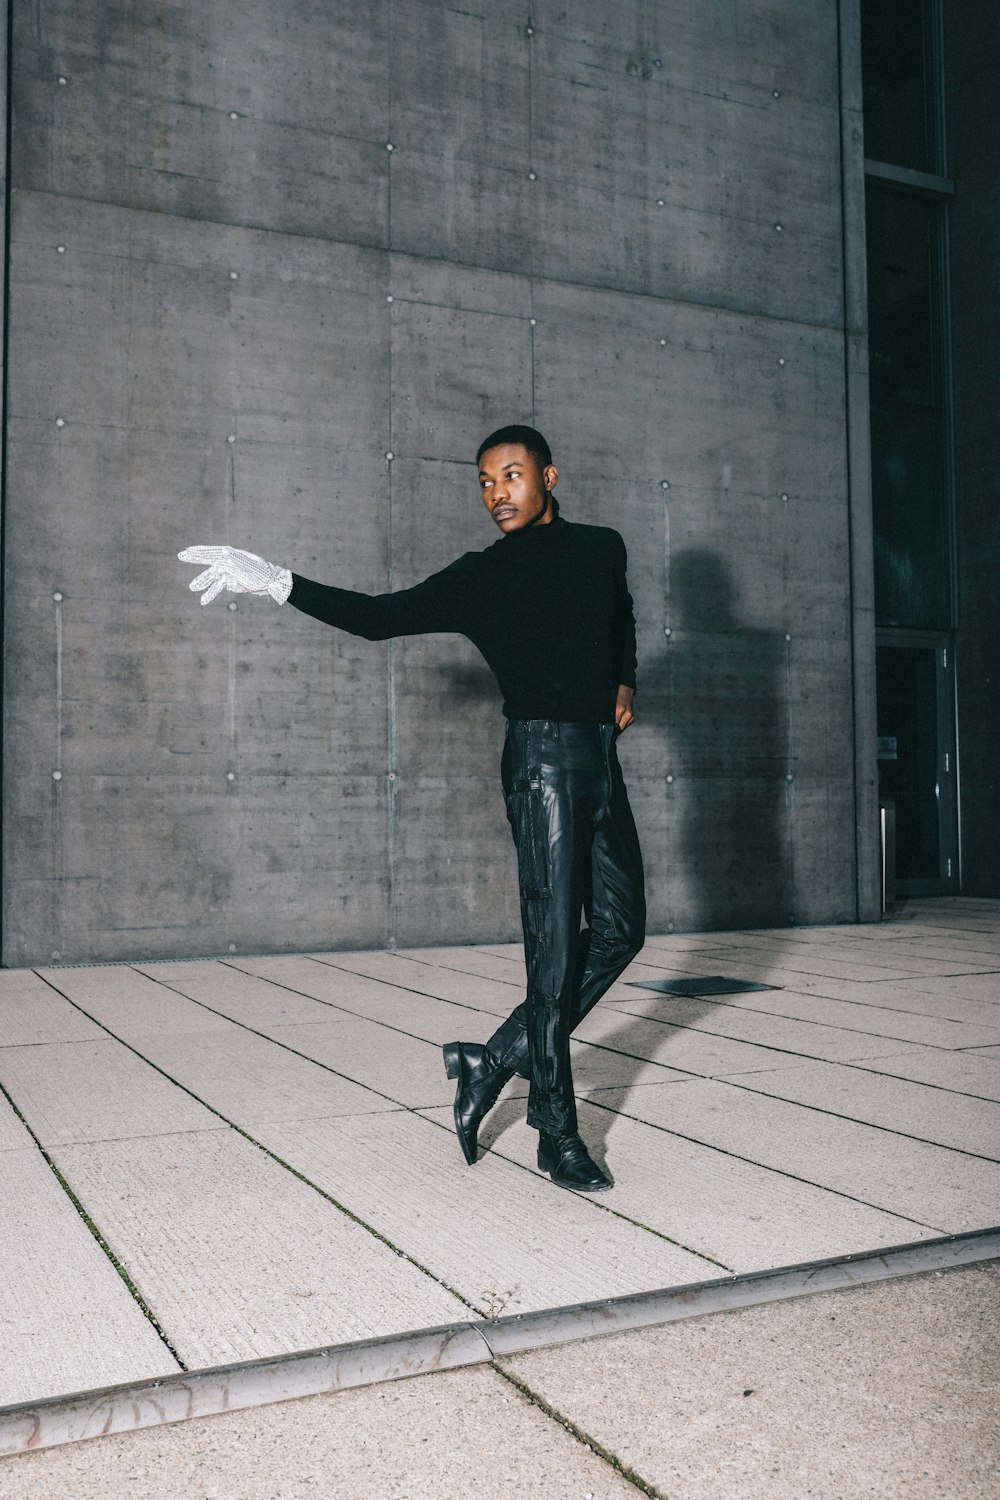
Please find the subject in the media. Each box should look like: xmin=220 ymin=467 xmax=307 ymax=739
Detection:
xmin=3 ymin=1225 xmax=997 ymax=1458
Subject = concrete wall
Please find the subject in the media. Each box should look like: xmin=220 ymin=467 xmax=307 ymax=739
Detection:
xmin=946 ymin=3 xmax=1000 ymax=897
xmin=1 ymin=1 xmax=878 ymax=964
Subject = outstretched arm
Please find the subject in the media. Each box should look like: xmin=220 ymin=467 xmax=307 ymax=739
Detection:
xmin=179 ymin=544 xmax=471 ymax=641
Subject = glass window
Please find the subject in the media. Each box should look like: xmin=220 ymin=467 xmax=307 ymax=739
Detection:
xmin=860 ymin=0 xmax=941 ymax=172
xmin=866 ymin=186 xmax=950 ymax=628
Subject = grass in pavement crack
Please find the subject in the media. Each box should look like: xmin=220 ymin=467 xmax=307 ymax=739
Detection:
xmin=0 ymin=1078 xmax=187 ymax=1370
xmin=493 ymin=1361 xmax=666 ymax=1499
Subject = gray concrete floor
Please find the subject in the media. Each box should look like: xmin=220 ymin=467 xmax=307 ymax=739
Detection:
xmin=1 ymin=1264 xmax=996 ymax=1499
xmin=1 ymin=896 xmax=999 ymax=1491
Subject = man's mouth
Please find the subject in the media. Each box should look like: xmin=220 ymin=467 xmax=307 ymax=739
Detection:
xmin=493 ymin=506 xmax=516 ymax=521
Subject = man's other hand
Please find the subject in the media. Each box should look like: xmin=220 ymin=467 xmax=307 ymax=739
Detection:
xmin=615 ymin=684 xmax=635 ymax=732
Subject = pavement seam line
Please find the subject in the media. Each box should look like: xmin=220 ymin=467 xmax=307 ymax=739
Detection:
xmin=582 ymin=1095 xmax=947 ymax=1234
xmin=490 ymin=1362 xmax=666 ymax=1499
xmin=32 ymin=972 xmax=482 ymax=1319
xmin=127 ymin=965 xmax=735 ymax=1272
xmin=717 ymin=1071 xmax=1000 ymax=1163
xmin=618 ymin=979 xmax=1000 ymax=1045
xmin=0 ymin=1077 xmax=187 ymax=1371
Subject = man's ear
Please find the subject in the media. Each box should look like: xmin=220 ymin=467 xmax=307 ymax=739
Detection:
xmin=543 ymin=463 xmax=559 ymax=492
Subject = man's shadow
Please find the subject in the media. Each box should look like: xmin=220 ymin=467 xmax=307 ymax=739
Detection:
xmin=481 ymin=548 xmax=799 ymax=1167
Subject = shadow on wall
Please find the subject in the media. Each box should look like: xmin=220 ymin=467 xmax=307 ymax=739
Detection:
xmin=644 ymin=548 xmax=795 ymax=931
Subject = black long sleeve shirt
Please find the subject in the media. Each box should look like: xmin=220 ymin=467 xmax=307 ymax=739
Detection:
xmin=288 ymin=514 xmax=637 ymax=724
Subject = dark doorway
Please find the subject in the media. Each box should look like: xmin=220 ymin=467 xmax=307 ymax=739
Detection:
xmin=876 ymin=634 xmax=958 ymax=892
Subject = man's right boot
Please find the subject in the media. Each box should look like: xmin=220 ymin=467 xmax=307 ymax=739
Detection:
xmin=442 ymin=1041 xmax=514 ymax=1165
xmin=537 ymin=1130 xmax=612 ymax=1192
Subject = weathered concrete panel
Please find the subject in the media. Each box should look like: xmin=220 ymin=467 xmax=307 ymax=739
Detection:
xmin=13 ymin=0 xmax=391 ymax=245
xmin=3 ymin=2 xmax=876 ymax=960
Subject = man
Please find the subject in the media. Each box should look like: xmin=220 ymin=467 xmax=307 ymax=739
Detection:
xmin=180 ymin=424 xmax=645 ymax=1192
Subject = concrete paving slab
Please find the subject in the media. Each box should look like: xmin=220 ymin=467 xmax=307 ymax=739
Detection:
xmin=730 ymin=977 xmax=1000 ymax=1028
xmin=733 ymin=1058 xmax=1000 ymax=1157
xmin=39 ymin=965 xmax=237 ymax=1039
xmin=133 ymin=960 xmax=359 ymax=1028
xmin=121 ymin=1028 xmax=397 ymax=1125
xmin=905 ymin=973 xmax=1000 ymax=1004
xmin=503 ymin=1264 xmax=1000 ymax=1500
xmin=830 ymin=1046 xmax=1000 ymax=1103
xmin=0 ymin=1092 xmax=33 ymax=1152
xmin=263 ymin=1019 xmax=452 ymax=1108
xmin=313 ymin=949 xmax=522 ymax=1010
xmin=608 ymin=982 xmax=1000 ymax=1050
xmin=573 ymin=1005 xmax=807 ymax=1078
xmin=638 ymin=942 xmax=931 ymax=984
xmin=250 ymin=1110 xmax=715 ymax=1315
xmin=0 ymin=1039 xmax=224 ymax=1145
xmin=234 ymin=954 xmax=509 ymax=1038
xmin=51 ymin=1129 xmax=465 ymax=1368
xmin=0 ymin=973 xmax=105 ymax=1047
xmin=0 ymin=1146 xmax=180 ymax=1407
xmin=684 ymin=937 xmax=997 ymax=980
xmin=0 ymin=1363 xmax=639 ymax=1500
xmin=431 ymin=1098 xmax=932 ymax=1273
xmin=585 ymin=1078 xmax=999 ymax=1230
xmin=395 ymin=944 xmax=526 ymax=986
xmin=971 ymin=1045 xmax=1000 ymax=1059
xmin=575 ymin=996 xmax=928 ymax=1069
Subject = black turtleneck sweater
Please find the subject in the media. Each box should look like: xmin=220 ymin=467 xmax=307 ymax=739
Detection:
xmin=288 ymin=514 xmax=637 ymax=724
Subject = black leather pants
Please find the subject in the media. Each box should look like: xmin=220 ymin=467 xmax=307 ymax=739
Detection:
xmin=485 ymin=719 xmax=646 ymax=1135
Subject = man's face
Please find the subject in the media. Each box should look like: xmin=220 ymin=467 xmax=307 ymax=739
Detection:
xmin=479 ymin=443 xmax=558 ymax=533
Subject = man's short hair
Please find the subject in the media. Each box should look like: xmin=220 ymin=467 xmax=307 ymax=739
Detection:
xmin=476 ymin=424 xmax=552 ymax=471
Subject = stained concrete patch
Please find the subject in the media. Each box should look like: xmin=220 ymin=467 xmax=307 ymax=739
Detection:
xmin=0 ymin=1364 xmax=640 ymax=1500
xmin=252 ymin=1109 xmax=714 ymax=1314
xmin=0 ymin=1038 xmax=224 ymax=1144
xmin=51 ymin=1129 xmax=465 ymax=1368
xmin=0 ymin=1147 xmax=180 ymax=1407
xmin=503 ymin=1264 xmax=1000 ymax=1500
xmin=587 ymin=1076 xmax=1000 ymax=1231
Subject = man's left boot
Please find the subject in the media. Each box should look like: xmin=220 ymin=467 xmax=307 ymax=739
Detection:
xmin=442 ymin=1042 xmax=515 ymax=1165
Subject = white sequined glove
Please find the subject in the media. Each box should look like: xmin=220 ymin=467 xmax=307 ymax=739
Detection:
xmin=178 ymin=545 xmax=293 ymax=606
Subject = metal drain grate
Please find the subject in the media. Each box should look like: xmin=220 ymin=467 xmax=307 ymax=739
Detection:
xmin=629 ymin=976 xmax=778 ymax=996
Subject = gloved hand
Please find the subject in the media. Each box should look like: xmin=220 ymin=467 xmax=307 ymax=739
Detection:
xmin=178 ymin=545 xmax=293 ymax=606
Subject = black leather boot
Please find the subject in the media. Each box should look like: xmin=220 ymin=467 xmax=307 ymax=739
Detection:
xmin=443 ymin=1042 xmax=515 ymax=1165
xmin=537 ymin=1131 xmax=612 ymax=1192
